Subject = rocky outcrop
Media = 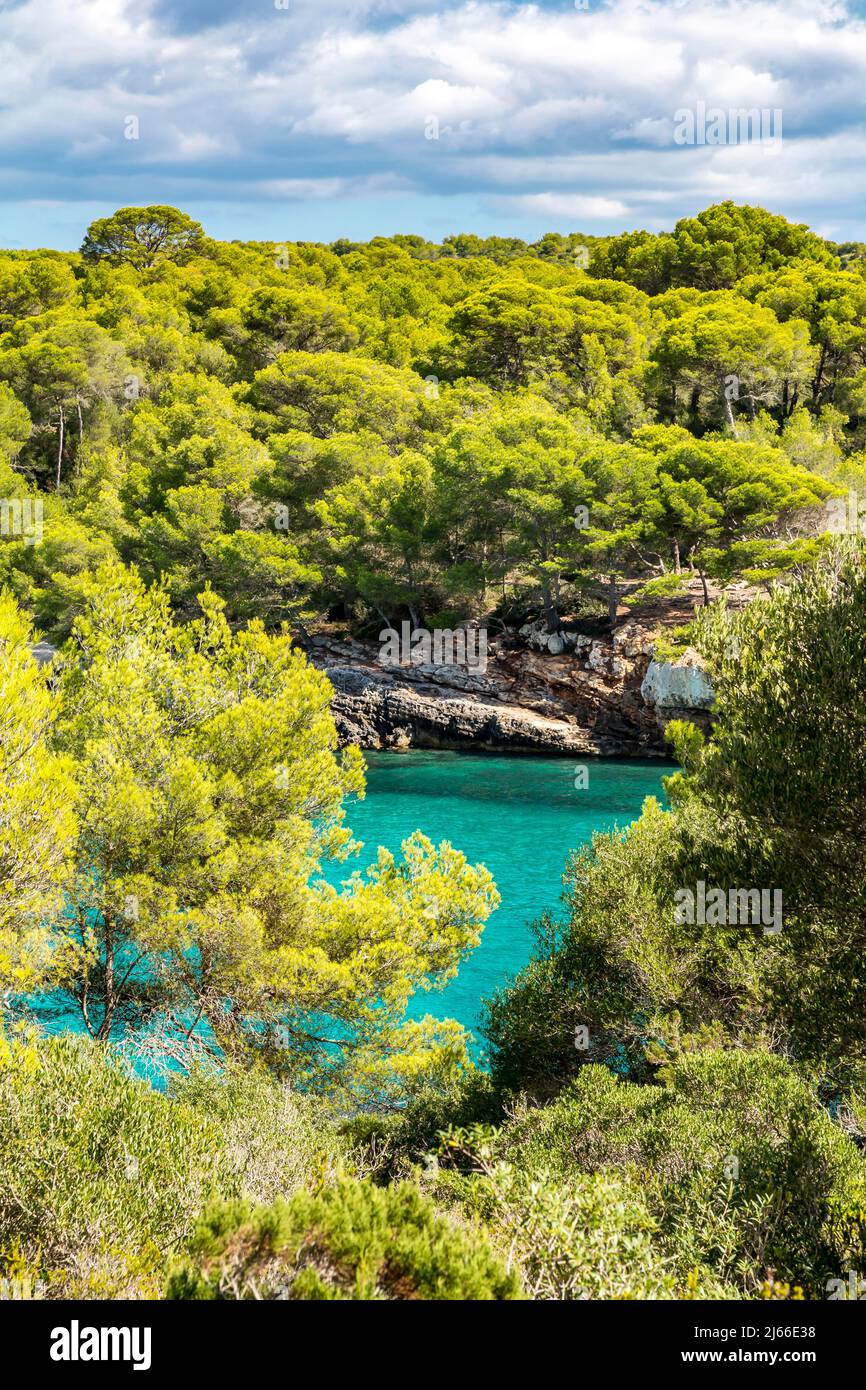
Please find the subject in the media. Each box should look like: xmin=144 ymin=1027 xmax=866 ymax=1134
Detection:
xmin=26 ymin=607 xmax=718 ymax=756
xmin=26 ymin=610 xmax=717 ymax=757
xmin=307 ymin=617 xmax=716 ymax=757
xmin=640 ymin=648 xmax=715 ymax=713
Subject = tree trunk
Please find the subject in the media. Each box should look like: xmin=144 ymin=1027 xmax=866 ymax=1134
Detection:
xmin=56 ymin=404 xmax=65 ymax=489
xmin=540 ymin=581 xmax=561 ymax=634
xmin=698 ymin=569 xmax=709 ymax=605
xmin=98 ymin=920 xmax=114 ymax=1043
xmin=607 ymin=576 xmax=619 ymax=625
xmin=373 ymin=603 xmax=392 ymax=631
xmin=812 ymin=343 xmax=827 ymax=404
xmin=673 ymin=537 xmax=681 ymax=574
xmin=723 ymin=389 xmax=739 ymax=438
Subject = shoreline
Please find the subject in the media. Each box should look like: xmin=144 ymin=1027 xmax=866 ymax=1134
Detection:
xmin=306 ymin=597 xmax=720 ymax=758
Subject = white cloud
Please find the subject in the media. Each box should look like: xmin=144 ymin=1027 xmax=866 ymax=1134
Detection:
xmin=511 ymin=192 xmax=630 ymax=220
xmin=1 ymin=0 xmax=866 ymax=237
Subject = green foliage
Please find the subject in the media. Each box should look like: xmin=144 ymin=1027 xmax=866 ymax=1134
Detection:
xmin=436 ymin=1123 xmax=690 ymax=1299
xmin=493 ymin=1054 xmax=866 ymax=1296
xmin=472 ymin=1167 xmax=684 ymax=1300
xmin=447 ymin=278 xmax=573 ymax=385
xmin=669 ymin=541 xmax=866 ymax=1085
xmin=0 ymin=380 xmax=32 ymax=457
xmin=0 ymin=596 xmax=76 ymax=999
xmin=0 ymin=1031 xmax=340 ymax=1297
xmin=0 ymin=200 xmax=848 ymax=639
xmin=594 ymin=202 xmax=834 ymax=293
xmin=245 ymin=350 xmax=426 ymax=446
xmin=165 ymin=1177 xmax=520 ymax=1300
xmin=231 ymin=285 xmax=358 ymax=372
xmin=80 ymin=207 xmax=206 ymax=271
xmin=430 ymin=396 xmax=593 ymax=630
xmin=649 ymin=624 xmax=694 ymax=661
xmin=0 ymin=316 xmax=132 ymax=487
xmin=37 ymin=563 xmax=496 ymax=1095
xmin=649 ymin=293 xmax=815 ymax=431
xmin=0 ymin=1033 xmax=221 ymax=1296
xmin=0 ymin=255 xmax=78 ymax=331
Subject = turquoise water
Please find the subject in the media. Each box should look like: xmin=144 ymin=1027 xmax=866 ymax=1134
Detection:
xmin=25 ymin=751 xmax=668 ymax=1066
xmin=326 ymin=751 xmax=669 ymax=1044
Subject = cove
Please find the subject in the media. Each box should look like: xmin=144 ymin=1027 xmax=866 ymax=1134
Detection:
xmin=325 ymin=751 xmax=670 ymax=1046
xmin=24 ymin=750 xmax=669 ymax=1074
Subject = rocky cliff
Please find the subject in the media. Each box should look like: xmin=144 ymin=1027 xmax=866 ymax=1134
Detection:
xmin=306 ymin=589 xmax=725 ymax=756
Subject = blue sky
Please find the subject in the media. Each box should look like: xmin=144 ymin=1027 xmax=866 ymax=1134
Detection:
xmin=3 ymin=0 xmax=866 ymax=249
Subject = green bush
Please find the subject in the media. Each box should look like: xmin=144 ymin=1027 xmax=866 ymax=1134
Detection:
xmin=165 ymin=1178 xmax=520 ymax=1300
xmin=172 ymin=1066 xmax=339 ymax=1208
xmin=0 ymin=1034 xmax=220 ymax=1296
xmin=341 ymin=1068 xmax=500 ymax=1182
xmin=0 ymin=1034 xmax=339 ymax=1296
xmin=439 ymin=1157 xmax=697 ymax=1300
xmin=482 ymin=798 xmax=688 ymax=1097
xmin=495 ymin=1052 xmax=866 ymax=1297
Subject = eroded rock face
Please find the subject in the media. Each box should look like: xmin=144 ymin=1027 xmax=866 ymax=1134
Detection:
xmin=305 ymin=619 xmax=713 ymax=757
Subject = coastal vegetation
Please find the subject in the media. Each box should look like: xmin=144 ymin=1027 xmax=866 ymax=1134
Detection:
xmin=1 ymin=202 xmax=865 ymax=1300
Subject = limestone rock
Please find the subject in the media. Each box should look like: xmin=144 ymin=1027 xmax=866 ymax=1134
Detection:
xmin=306 ymin=628 xmax=668 ymax=757
xmin=640 ymin=648 xmax=714 ymax=711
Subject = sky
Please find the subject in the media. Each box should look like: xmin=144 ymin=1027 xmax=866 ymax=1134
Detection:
xmin=3 ymin=0 xmax=866 ymax=249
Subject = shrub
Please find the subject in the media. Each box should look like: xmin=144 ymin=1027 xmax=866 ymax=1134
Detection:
xmin=173 ymin=1066 xmax=340 ymax=1208
xmin=0 ymin=1034 xmax=220 ymax=1297
xmin=165 ymin=1177 xmax=520 ymax=1300
xmin=0 ymin=1034 xmax=339 ymax=1296
xmin=495 ymin=1053 xmax=866 ymax=1296
xmin=446 ymin=1160 xmax=693 ymax=1300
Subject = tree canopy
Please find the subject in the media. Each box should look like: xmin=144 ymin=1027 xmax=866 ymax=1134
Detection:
xmin=80 ymin=206 xmax=206 ymax=271
xmin=0 ymin=198 xmax=855 ymax=641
